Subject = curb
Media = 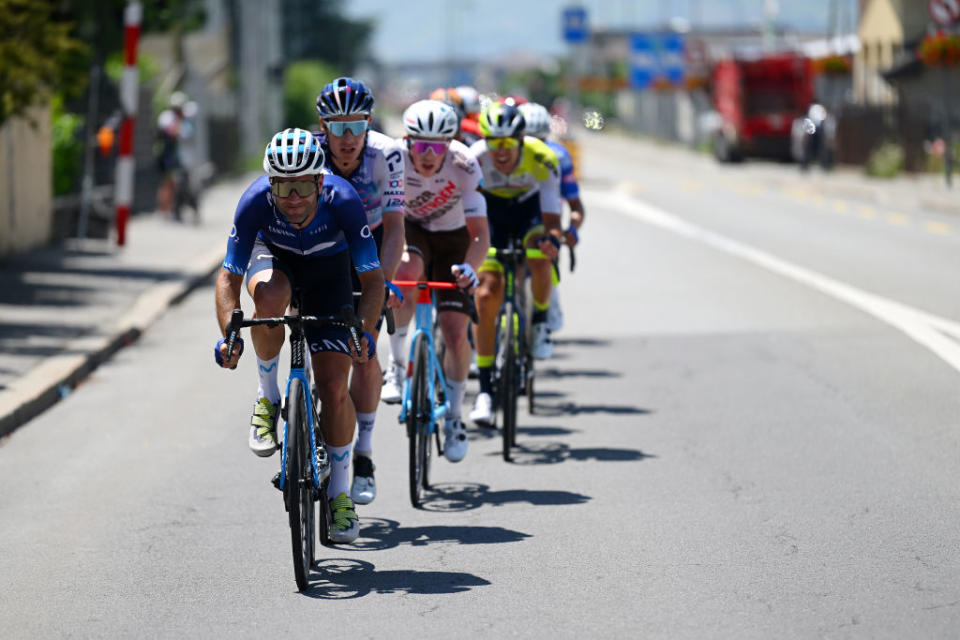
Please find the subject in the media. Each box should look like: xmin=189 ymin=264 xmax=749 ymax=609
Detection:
xmin=0 ymin=245 xmax=225 ymax=440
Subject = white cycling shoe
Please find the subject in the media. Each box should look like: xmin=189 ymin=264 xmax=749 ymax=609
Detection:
xmin=532 ymin=322 xmax=553 ymax=360
xmin=350 ymin=454 xmax=376 ymax=505
xmin=469 ymin=392 xmax=494 ymax=427
xmin=381 ymin=361 xmax=403 ymax=405
xmin=443 ymin=418 xmax=468 ymax=462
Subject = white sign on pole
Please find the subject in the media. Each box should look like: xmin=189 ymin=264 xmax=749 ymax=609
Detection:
xmin=929 ymin=0 xmax=960 ymax=26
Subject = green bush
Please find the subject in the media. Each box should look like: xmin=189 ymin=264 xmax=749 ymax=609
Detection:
xmin=284 ymin=60 xmax=340 ymax=130
xmin=51 ymin=95 xmax=83 ymax=196
xmin=865 ymin=142 xmax=904 ymax=178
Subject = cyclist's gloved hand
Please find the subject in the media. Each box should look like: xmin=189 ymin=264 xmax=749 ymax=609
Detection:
xmin=451 ymin=263 xmax=478 ymax=291
xmin=564 ymin=226 xmax=579 ymax=247
xmin=385 ymin=280 xmax=404 ymax=303
xmin=214 ymin=336 xmax=244 ymax=368
xmin=537 ymin=234 xmax=561 ymax=260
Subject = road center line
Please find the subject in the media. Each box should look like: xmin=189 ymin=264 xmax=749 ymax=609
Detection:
xmin=599 ymin=190 xmax=960 ymax=375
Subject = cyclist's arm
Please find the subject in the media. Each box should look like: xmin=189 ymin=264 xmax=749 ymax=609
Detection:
xmin=356 ymin=267 xmax=386 ymax=334
xmin=215 ymin=269 xmax=243 ymax=335
xmin=464 ymin=215 xmax=490 ymax=271
xmin=379 ymin=211 xmax=404 ymax=281
xmin=216 ymin=179 xmax=267 ymax=332
xmin=378 ymin=139 xmax=406 ymax=280
xmin=460 ymin=154 xmax=489 ymax=271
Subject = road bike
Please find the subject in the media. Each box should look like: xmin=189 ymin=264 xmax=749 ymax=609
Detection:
xmin=224 ymin=299 xmax=363 ymax=591
xmin=392 ymin=280 xmax=476 ymax=508
xmin=487 ymin=239 xmax=537 ymax=462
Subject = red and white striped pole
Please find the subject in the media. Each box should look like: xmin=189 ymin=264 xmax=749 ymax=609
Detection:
xmin=114 ymin=1 xmax=142 ymax=246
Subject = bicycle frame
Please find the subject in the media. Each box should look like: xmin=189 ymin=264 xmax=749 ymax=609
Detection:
xmin=279 ymin=328 xmax=323 ymax=492
xmin=395 ymin=282 xmax=452 ymax=431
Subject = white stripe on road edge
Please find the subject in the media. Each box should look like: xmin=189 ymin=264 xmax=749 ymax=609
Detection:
xmin=600 ymin=190 xmax=960 ymax=375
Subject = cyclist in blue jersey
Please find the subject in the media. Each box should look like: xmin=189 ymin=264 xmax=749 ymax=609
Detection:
xmin=214 ymin=128 xmax=384 ymax=544
xmin=518 ymin=102 xmax=585 ymax=332
xmin=315 ymin=77 xmax=405 ymax=506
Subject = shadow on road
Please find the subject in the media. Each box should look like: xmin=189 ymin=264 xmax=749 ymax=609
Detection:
xmin=500 ymin=442 xmax=658 ymax=466
xmin=470 ymin=424 xmax=578 ymax=441
xmin=414 ymin=482 xmax=590 ymax=512
xmin=304 ymin=557 xmax=490 ymax=599
xmin=532 ymin=401 xmax=652 ymax=417
xmin=345 ymin=516 xmax=533 ymax=551
xmin=538 ymin=367 xmax=621 ymax=379
xmin=552 ymin=337 xmax=611 ymax=347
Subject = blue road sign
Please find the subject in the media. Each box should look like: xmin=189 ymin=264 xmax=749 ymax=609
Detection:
xmin=629 ymin=33 xmax=657 ymax=89
xmin=562 ymin=7 xmax=588 ymax=43
xmin=660 ymin=33 xmax=686 ymax=86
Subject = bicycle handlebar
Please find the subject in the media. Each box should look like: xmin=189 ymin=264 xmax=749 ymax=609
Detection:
xmin=391 ymin=280 xmax=479 ymax=324
xmin=224 ymin=305 xmax=364 ymax=361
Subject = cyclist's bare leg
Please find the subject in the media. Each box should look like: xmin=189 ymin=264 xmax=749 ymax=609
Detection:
xmin=313 ymin=350 xmax=356 ymax=499
xmin=524 ymin=239 xmax=553 ymax=310
xmin=440 ymin=311 xmax=471 ymax=380
xmin=312 ymin=351 xmax=355 ymax=446
xmin=246 ymin=269 xmax=291 ymax=360
xmin=393 ymin=252 xmax=424 ymax=328
xmin=474 ymin=270 xmax=504 ymax=359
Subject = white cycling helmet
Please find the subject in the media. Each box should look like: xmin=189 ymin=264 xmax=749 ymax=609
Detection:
xmin=519 ymin=103 xmax=551 ymax=139
xmin=455 ymin=86 xmax=481 ymax=116
xmin=402 ymin=100 xmax=460 ymax=139
xmin=262 ymin=128 xmax=325 ymax=178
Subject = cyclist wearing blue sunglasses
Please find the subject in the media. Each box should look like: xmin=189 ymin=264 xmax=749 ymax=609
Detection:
xmin=316 ymin=77 xmax=406 ymax=507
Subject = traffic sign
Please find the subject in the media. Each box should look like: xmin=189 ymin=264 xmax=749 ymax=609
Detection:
xmin=629 ymin=33 xmax=656 ymax=89
xmin=562 ymin=7 xmax=588 ymax=43
xmin=660 ymin=33 xmax=686 ymax=85
xmin=929 ymin=0 xmax=960 ymax=26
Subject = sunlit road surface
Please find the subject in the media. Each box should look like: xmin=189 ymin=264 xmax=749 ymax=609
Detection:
xmin=1 ymin=132 xmax=959 ymax=638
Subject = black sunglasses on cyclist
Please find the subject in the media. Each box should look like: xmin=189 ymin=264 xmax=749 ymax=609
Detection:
xmin=270 ymin=179 xmax=318 ymax=199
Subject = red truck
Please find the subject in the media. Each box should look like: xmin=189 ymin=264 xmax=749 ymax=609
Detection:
xmin=710 ymin=52 xmax=813 ymax=162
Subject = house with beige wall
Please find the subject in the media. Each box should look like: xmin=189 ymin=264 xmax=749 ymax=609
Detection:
xmin=0 ymin=107 xmax=53 ymax=258
xmin=854 ymin=0 xmax=931 ymax=104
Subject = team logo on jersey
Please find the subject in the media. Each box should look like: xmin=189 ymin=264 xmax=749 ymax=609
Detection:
xmin=229 ymin=224 xmax=237 ymax=238
xmin=407 ymin=180 xmax=459 ymax=220
xmin=360 ymin=225 xmax=372 ymax=238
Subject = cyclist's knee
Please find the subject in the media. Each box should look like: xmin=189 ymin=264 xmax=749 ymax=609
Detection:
xmin=315 ymin=374 xmax=350 ymax=408
xmin=250 ymin=279 xmax=290 ymax=316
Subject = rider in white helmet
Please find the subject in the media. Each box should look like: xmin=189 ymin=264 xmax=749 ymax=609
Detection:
xmin=384 ymin=99 xmax=490 ymax=463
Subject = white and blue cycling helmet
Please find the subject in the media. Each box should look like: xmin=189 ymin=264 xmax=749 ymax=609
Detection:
xmin=263 ymin=128 xmax=325 ymax=178
xmin=316 ymin=77 xmax=375 ymax=119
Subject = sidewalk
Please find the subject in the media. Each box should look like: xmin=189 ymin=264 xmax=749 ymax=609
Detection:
xmin=0 ymin=174 xmax=253 ymax=438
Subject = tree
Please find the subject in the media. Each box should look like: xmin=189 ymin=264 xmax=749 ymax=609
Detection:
xmin=0 ymin=0 xmax=87 ymax=126
xmin=281 ymin=0 xmax=373 ymax=72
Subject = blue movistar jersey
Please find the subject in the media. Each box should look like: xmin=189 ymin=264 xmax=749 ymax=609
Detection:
xmin=546 ymin=140 xmax=579 ymax=200
xmin=222 ymin=174 xmax=381 ymax=276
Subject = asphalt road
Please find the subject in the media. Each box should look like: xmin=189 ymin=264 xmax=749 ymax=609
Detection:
xmin=1 ymin=134 xmax=959 ymax=638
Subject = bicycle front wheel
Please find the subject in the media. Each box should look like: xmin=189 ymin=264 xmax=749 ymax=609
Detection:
xmin=500 ymin=303 xmax=518 ymax=462
xmin=286 ymin=378 xmax=313 ymax=591
xmin=407 ymin=334 xmax=431 ymax=508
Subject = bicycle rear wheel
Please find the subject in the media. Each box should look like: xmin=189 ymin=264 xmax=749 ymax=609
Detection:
xmin=407 ymin=334 xmax=431 ymax=508
xmin=500 ymin=303 xmax=518 ymax=462
xmin=286 ymin=378 xmax=313 ymax=591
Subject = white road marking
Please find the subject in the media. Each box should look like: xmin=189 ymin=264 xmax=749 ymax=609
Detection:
xmin=598 ymin=190 xmax=960 ymax=375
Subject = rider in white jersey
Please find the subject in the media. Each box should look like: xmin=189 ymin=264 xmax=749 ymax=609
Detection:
xmin=384 ymin=100 xmax=489 ymax=462
xmin=316 ymin=77 xmax=405 ymax=507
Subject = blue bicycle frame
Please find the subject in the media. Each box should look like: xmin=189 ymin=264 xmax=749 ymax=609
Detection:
xmin=397 ymin=285 xmax=450 ymax=431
